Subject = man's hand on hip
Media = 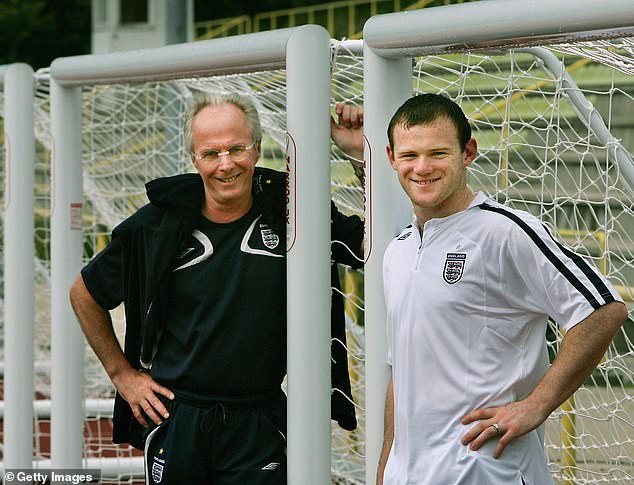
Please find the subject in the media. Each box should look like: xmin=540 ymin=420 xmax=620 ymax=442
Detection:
xmin=460 ymin=399 xmax=549 ymax=459
xmin=113 ymin=368 xmax=174 ymax=427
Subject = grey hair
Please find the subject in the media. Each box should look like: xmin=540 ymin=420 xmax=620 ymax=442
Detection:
xmin=184 ymin=92 xmax=263 ymax=153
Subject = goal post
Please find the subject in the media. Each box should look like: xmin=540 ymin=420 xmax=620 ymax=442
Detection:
xmin=49 ymin=25 xmax=333 ymax=481
xmin=364 ymin=0 xmax=634 ymax=57
xmin=1 ymin=62 xmax=36 ymax=470
xmin=363 ymin=0 xmax=634 ymax=483
xmin=286 ymin=26 xmax=333 ymax=484
xmin=361 ymin=45 xmax=412 ymax=485
xmin=49 ymin=79 xmax=85 ymax=469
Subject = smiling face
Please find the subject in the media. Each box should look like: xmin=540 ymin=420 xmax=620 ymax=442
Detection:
xmin=191 ymin=102 xmax=261 ymax=222
xmin=387 ymin=116 xmax=477 ymax=225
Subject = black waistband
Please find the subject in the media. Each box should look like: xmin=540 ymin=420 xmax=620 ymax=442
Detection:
xmin=171 ymin=388 xmax=283 ymax=409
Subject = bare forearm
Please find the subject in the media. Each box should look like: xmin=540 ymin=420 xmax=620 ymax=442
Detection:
xmin=69 ymin=274 xmax=132 ymax=380
xmin=70 ymin=274 xmax=174 ymax=425
xmin=377 ymin=375 xmax=394 ymax=485
xmin=526 ymin=301 xmax=628 ymax=417
xmin=462 ymin=301 xmax=628 ymax=458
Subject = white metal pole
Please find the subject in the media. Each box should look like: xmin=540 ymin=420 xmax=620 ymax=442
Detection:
xmin=364 ymin=0 xmax=634 ymax=58
xmin=51 ymin=29 xmax=298 ymax=85
xmin=165 ymin=0 xmax=189 ymax=45
xmin=363 ymin=44 xmax=412 ymax=485
xmin=3 ymin=62 xmax=36 ymax=469
xmin=286 ymin=25 xmax=332 ymax=485
xmin=50 ymin=79 xmax=85 ymax=468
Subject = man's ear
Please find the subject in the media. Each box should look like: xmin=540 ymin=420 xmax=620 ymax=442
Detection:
xmin=463 ymin=138 xmax=477 ymax=168
xmin=386 ymin=145 xmax=397 ymax=170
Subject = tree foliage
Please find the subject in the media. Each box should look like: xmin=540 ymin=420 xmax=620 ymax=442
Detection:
xmin=0 ymin=0 xmax=90 ymax=70
xmin=0 ymin=0 xmax=323 ymax=70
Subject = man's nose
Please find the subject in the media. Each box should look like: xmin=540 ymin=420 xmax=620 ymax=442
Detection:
xmin=217 ymin=153 xmax=235 ymax=169
xmin=413 ymin=156 xmax=434 ymax=174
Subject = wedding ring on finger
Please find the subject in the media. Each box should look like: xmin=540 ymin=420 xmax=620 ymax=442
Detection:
xmin=490 ymin=423 xmax=503 ymax=437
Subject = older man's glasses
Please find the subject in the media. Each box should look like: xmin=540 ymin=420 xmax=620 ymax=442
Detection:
xmin=192 ymin=141 xmax=256 ymax=164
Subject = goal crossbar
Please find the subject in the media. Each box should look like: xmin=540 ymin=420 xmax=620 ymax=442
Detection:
xmin=50 ymin=27 xmax=304 ymax=85
xmin=364 ymin=0 xmax=634 ymax=57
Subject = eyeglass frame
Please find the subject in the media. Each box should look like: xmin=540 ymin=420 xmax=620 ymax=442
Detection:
xmin=191 ymin=140 xmax=258 ymax=164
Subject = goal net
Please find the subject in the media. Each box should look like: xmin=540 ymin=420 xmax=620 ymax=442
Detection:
xmin=1 ymin=33 xmax=633 ymax=484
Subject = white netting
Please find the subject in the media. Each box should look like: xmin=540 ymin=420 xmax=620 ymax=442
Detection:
xmin=2 ymin=34 xmax=634 ymax=484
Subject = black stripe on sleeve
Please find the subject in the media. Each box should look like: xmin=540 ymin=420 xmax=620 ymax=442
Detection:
xmin=479 ymin=203 xmax=615 ymax=310
xmin=547 ymin=231 xmax=616 ymax=305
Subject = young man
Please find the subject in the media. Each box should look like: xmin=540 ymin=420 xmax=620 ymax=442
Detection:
xmin=70 ymin=93 xmax=364 ymax=484
xmin=377 ymin=93 xmax=628 ymax=485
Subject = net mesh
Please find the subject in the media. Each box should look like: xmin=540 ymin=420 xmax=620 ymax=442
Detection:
xmin=1 ymin=35 xmax=633 ymax=484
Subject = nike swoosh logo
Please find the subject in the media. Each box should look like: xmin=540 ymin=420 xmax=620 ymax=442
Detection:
xmin=172 ymin=229 xmax=214 ymax=271
xmin=241 ymin=215 xmax=284 ymax=258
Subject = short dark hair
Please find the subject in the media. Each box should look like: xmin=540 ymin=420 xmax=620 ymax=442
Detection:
xmin=387 ymin=93 xmax=472 ymax=152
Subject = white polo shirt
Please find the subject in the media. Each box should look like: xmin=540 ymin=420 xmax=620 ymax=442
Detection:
xmin=382 ymin=192 xmax=622 ymax=485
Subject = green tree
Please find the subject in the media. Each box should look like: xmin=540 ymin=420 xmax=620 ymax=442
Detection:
xmin=0 ymin=0 xmax=90 ymax=70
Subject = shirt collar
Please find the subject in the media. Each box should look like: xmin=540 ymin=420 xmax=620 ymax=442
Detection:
xmin=469 ymin=191 xmax=490 ymax=208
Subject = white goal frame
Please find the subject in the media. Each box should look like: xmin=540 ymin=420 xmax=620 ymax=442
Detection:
xmin=48 ymin=25 xmax=332 ymax=484
xmin=3 ymin=1 xmax=634 ymax=482
xmin=1 ymin=63 xmax=36 ymax=471
xmin=362 ymin=0 xmax=634 ymax=483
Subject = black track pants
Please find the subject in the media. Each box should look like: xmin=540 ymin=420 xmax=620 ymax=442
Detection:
xmin=144 ymin=393 xmax=286 ymax=484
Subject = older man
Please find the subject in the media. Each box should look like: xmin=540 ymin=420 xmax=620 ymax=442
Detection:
xmin=70 ymin=93 xmax=364 ymax=484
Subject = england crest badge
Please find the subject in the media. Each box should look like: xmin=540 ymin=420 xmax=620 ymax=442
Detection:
xmin=151 ymin=460 xmax=164 ymax=483
xmin=261 ymin=228 xmax=280 ymax=250
xmin=443 ymin=252 xmax=466 ymax=284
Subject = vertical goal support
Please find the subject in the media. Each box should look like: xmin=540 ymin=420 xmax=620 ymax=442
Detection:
xmin=50 ymin=78 xmax=86 ymax=469
xmin=286 ymin=26 xmax=332 ymax=485
xmin=49 ymin=25 xmax=332 ymax=481
xmin=362 ymin=0 xmax=634 ymax=483
xmin=2 ymin=63 xmax=36 ymax=469
xmin=362 ymin=45 xmax=412 ymax=485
